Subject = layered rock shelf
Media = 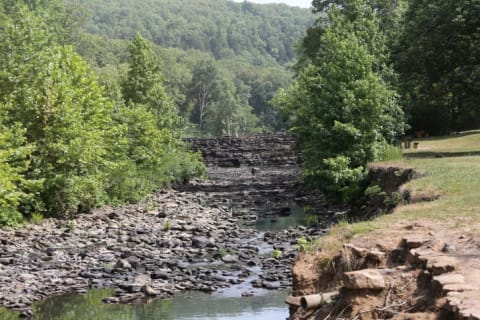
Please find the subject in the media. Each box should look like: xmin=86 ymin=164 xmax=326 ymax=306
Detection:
xmin=289 ymin=224 xmax=480 ymax=320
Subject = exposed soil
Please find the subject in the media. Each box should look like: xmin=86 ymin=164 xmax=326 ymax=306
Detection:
xmin=289 ymin=203 xmax=480 ymax=320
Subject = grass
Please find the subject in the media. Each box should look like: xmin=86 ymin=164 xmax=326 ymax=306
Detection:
xmin=313 ymin=132 xmax=480 ymax=253
xmin=404 ymin=130 xmax=480 ymax=154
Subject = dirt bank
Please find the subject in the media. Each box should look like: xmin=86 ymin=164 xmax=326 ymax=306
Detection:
xmin=288 ymin=165 xmax=480 ymax=320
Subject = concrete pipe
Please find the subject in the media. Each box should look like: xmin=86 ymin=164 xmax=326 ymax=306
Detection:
xmin=300 ymin=291 xmax=339 ymax=309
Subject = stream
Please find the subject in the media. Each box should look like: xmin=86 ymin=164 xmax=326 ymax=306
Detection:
xmin=1 ymin=206 xmax=307 ymax=319
xmin=1 ymin=289 xmax=288 ymax=320
xmin=0 ymin=134 xmax=337 ymax=319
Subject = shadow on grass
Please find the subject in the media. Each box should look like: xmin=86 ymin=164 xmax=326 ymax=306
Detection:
xmin=405 ymin=151 xmax=480 ymax=159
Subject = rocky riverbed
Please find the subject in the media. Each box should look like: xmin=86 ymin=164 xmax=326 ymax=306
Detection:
xmin=0 ymin=133 xmax=343 ymax=317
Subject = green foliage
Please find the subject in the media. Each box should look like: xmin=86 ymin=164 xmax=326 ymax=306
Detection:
xmin=122 ymin=34 xmax=181 ymax=131
xmin=0 ymin=6 xmax=204 ymax=224
xmin=395 ymin=0 xmax=480 ymax=135
xmin=276 ymin=3 xmax=405 ymax=202
xmin=0 ymin=122 xmax=38 ymax=226
xmin=30 ymin=212 xmax=44 ymax=225
xmin=67 ymin=0 xmax=314 ymax=65
xmin=162 ymin=221 xmax=172 ymax=231
xmin=297 ymin=236 xmax=311 ymax=252
xmin=272 ymin=249 xmax=282 ymax=259
xmin=376 ymin=143 xmax=403 ymax=162
xmin=0 ymin=8 xmax=114 ymax=216
xmin=67 ymin=0 xmax=306 ymax=134
xmin=304 ymin=156 xmax=364 ymax=203
xmin=184 ymin=59 xmax=261 ymax=136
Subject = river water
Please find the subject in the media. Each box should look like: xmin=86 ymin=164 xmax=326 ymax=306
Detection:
xmin=22 ymin=289 xmax=288 ymax=320
xmin=0 ymin=208 xmax=312 ymax=319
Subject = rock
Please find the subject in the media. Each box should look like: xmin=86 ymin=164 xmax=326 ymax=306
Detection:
xmin=432 ymin=273 xmax=465 ymax=296
xmin=343 ymin=269 xmax=386 ymax=290
xmin=115 ymin=259 xmax=132 ymax=270
xmin=427 ymin=256 xmax=457 ymax=275
xmin=221 ymin=254 xmax=238 ymax=264
xmin=192 ymin=236 xmax=214 ymax=248
xmin=142 ymin=284 xmax=158 ymax=296
xmin=402 ymin=236 xmax=431 ymax=249
xmin=241 ymin=291 xmax=254 ymax=297
xmin=391 ymin=313 xmax=437 ymax=320
xmin=120 ymin=283 xmax=143 ymax=293
xmin=263 ymin=281 xmax=280 ymax=290
xmin=442 ymin=243 xmax=456 ymax=253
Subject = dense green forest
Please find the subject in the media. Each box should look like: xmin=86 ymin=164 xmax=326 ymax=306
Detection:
xmin=1 ymin=0 xmax=479 ymax=224
xmin=276 ymin=0 xmax=480 ymax=202
xmin=71 ymin=0 xmax=313 ymax=64
xmin=0 ymin=0 xmax=313 ymax=225
xmin=67 ymin=0 xmax=314 ymax=136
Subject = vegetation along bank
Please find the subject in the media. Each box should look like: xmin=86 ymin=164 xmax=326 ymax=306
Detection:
xmin=1 ymin=0 xmax=480 ymax=318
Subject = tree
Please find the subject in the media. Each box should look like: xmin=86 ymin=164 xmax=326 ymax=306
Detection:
xmin=0 ymin=118 xmax=39 ymax=226
xmin=395 ymin=0 xmax=480 ymax=135
xmin=122 ymin=34 xmax=180 ymax=131
xmin=186 ymin=59 xmax=220 ymax=133
xmin=275 ymin=3 xmax=404 ymax=202
xmin=0 ymin=5 xmax=204 ymax=221
xmin=0 ymin=7 xmax=118 ymax=216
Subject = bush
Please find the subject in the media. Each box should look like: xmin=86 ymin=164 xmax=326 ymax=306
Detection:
xmin=304 ymin=155 xmax=364 ymax=203
xmin=0 ymin=122 xmax=39 ymax=226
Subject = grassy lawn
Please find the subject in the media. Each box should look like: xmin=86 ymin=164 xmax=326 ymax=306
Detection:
xmin=314 ymin=132 xmax=480 ymax=252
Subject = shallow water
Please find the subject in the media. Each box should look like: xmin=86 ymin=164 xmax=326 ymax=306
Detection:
xmin=255 ymin=203 xmax=315 ymax=231
xmin=7 ymin=289 xmax=289 ymax=320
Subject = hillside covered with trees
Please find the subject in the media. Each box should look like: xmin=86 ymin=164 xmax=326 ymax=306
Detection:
xmin=71 ymin=0 xmax=313 ymax=64
xmin=68 ymin=0 xmax=315 ymax=136
xmin=0 ymin=0 xmax=314 ymax=225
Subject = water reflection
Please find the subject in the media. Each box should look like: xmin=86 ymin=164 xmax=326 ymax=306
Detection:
xmin=23 ymin=289 xmax=288 ymax=320
xmin=255 ymin=203 xmax=313 ymax=231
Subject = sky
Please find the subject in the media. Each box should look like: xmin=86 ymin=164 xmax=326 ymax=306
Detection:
xmin=232 ymin=0 xmax=312 ymax=8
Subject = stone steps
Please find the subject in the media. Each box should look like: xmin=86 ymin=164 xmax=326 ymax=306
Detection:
xmin=185 ymin=133 xmax=301 ymax=168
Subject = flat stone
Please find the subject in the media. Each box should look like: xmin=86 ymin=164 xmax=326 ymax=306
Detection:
xmin=115 ymin=259 xmax=132 ymax=269
xmin=221 ymin=254 xmax=238 ymax=264
xmin=447 ymin=291 xmax=480 ymax=319
xmin=343 ymin=269 xmax=385 ymax=290
xmin=403 ymin=236 xmax=431 ymax=249
xmin=443 ymin=283 xmax=477 ymax=293
xmin=391 ymin=313 xmax=437 ymax=320
xmin=427 ymin=256 xmax=457 ymax=275
xmin=433 ymin=273 xmax=465 ymax=286
xmin=432 ymin=273 xmax=465 ymax=296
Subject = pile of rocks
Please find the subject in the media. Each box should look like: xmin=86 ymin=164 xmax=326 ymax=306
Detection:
xmin=0 ymin=190 xmax=317 ymax=315
xmin=1 ymin=133 xmax=339 ymax=316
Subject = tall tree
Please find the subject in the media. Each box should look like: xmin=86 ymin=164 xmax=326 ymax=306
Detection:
xmin=0 ymin=7 xmax=116 ymax=215
xmin=396 ymin=0 xmax=480 ymax=135
xmin=122 ymin=34 xmax=180 ymax=132
xmin=187 ymin=60 xmax=221 ymax=133
xmin=276 ymin=1 xmax=404 ymax=202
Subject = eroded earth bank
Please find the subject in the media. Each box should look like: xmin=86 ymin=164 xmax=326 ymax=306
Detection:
xmin=288 ymin=166 xmax=480 ymax=320
xmin=0 ymin=133 xmax=342 ymax=317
